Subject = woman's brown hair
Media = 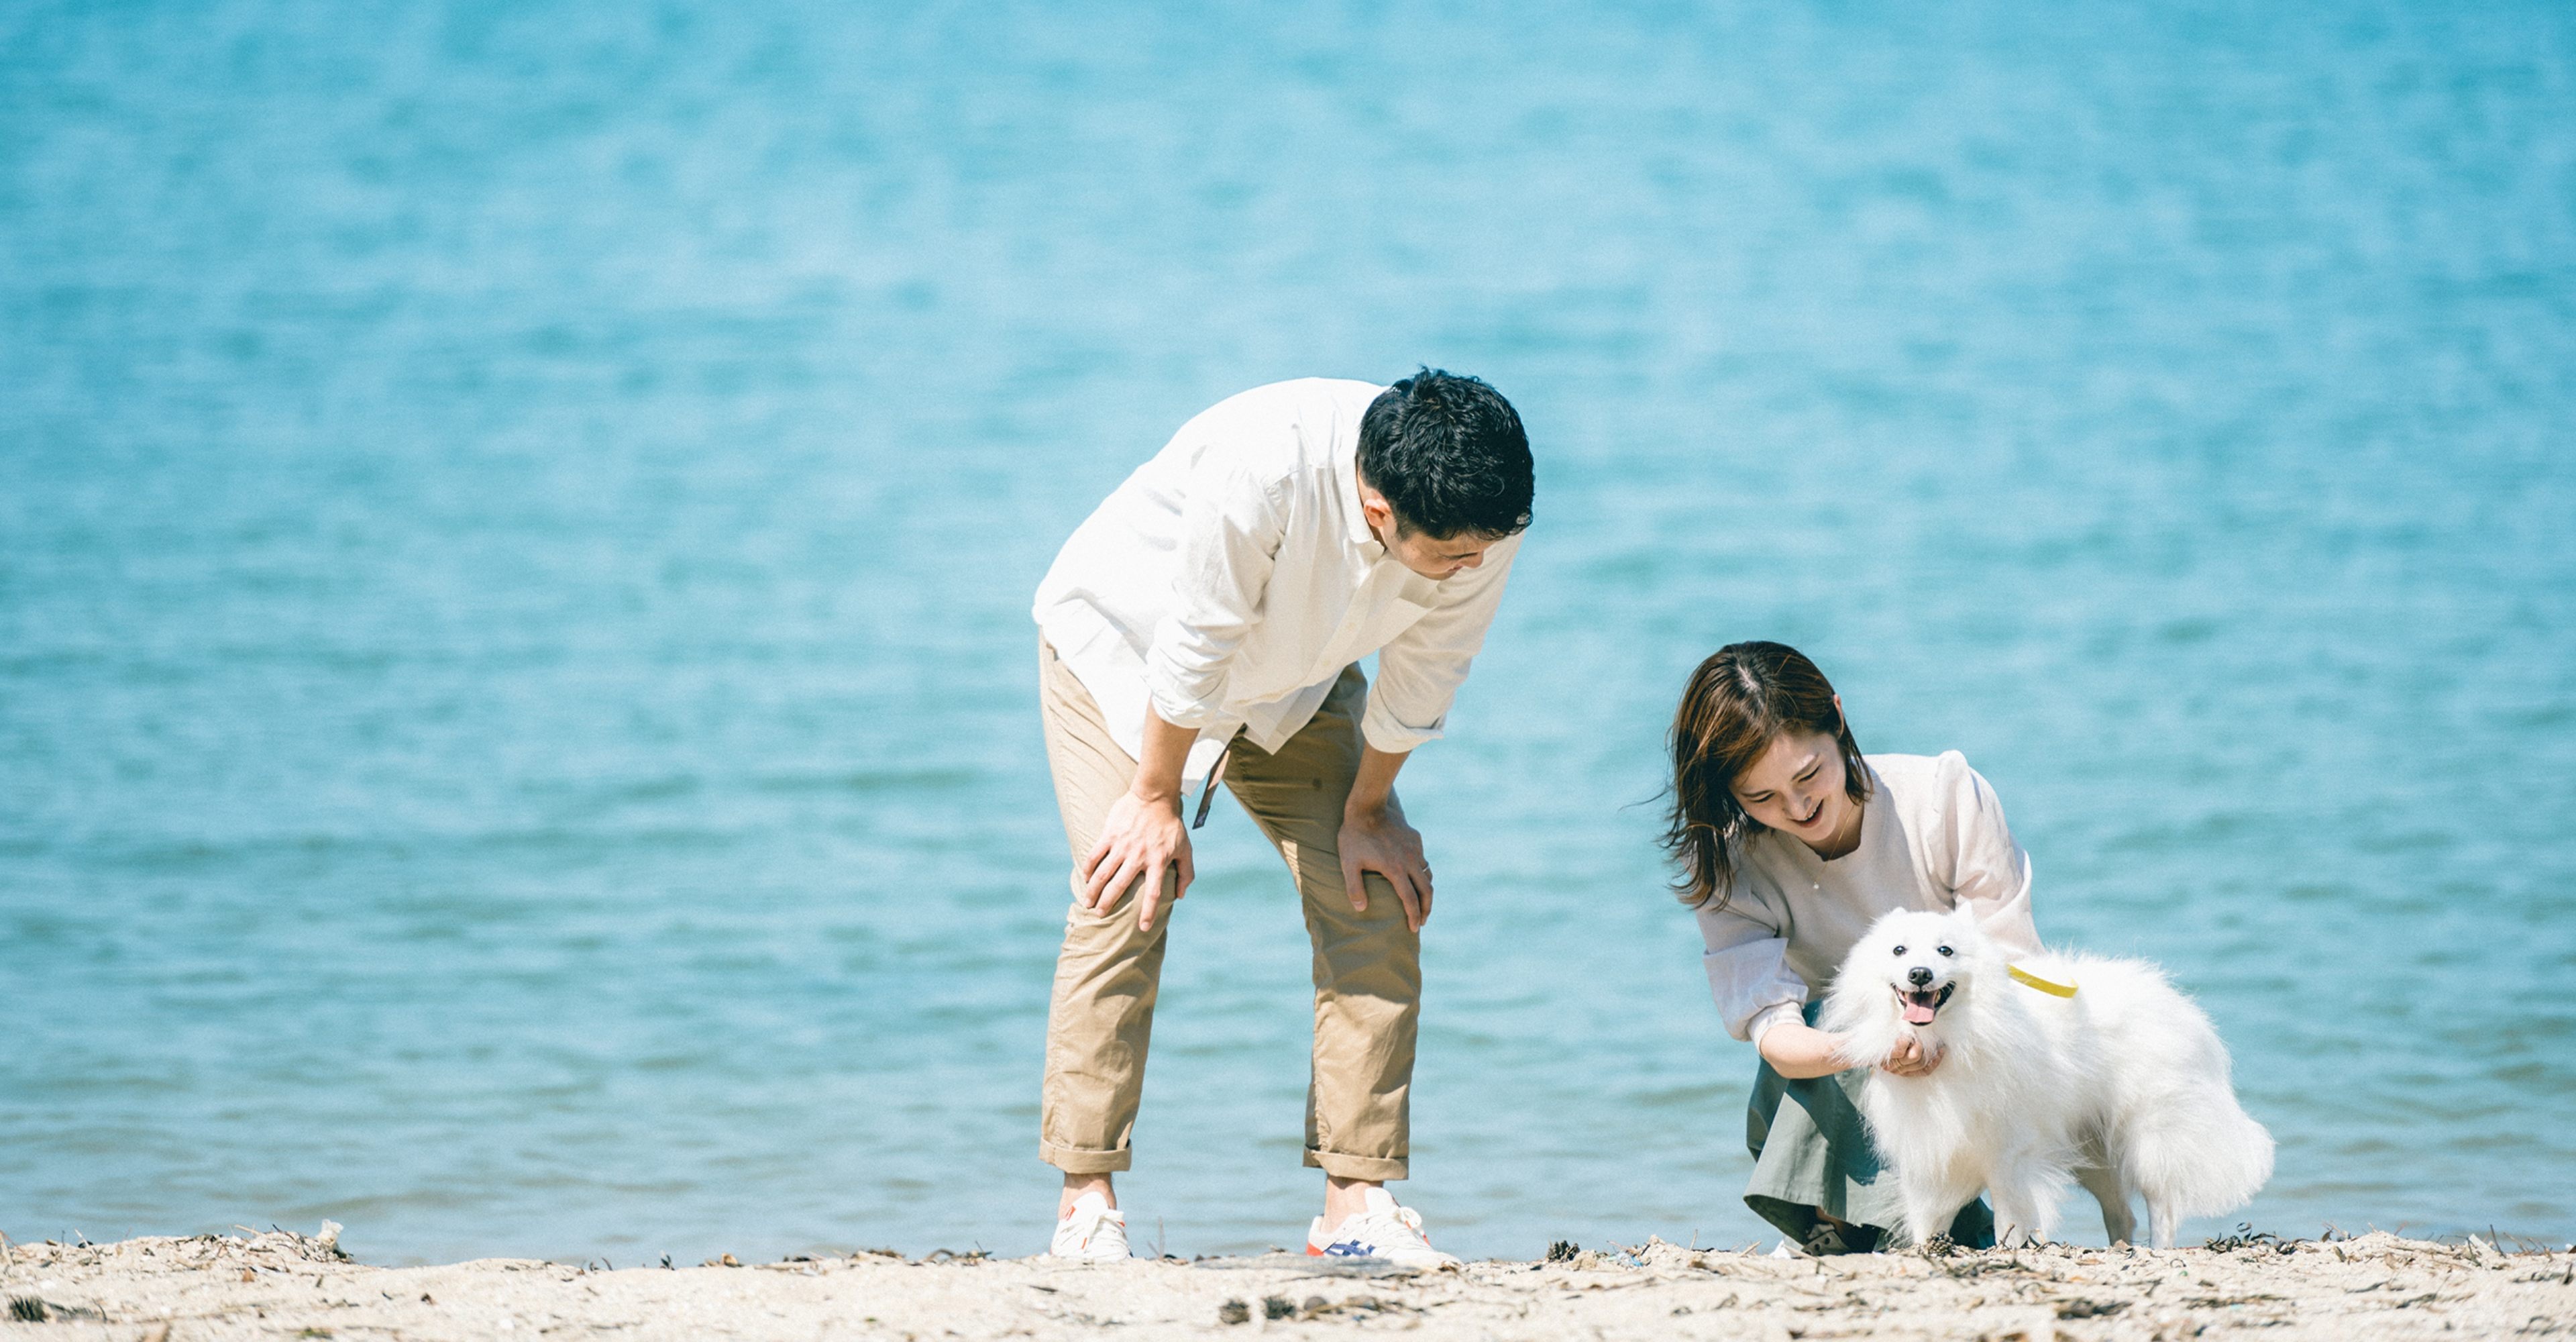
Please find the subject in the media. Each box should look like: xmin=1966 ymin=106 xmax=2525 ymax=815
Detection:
xmin=1662 ymin=641 xmax=1872 ymax=909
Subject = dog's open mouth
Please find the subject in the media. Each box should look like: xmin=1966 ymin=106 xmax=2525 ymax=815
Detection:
xmin=1895 ymin=982 xmax=1954 ymax=1025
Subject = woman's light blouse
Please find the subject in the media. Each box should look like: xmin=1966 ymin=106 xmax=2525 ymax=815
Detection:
xmin=1695 ymin=751 xmax=2043 ymax=1049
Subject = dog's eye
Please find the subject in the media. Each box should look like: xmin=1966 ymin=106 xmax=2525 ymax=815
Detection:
xmin=1891 ymin=945 xmax=1906 ymax=956
xmin=1937 ymin=945 xmax=1953 ymax=957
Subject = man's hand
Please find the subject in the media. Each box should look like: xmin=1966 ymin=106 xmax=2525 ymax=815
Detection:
xmin=1339 ymin=744 xmax=1430 ymax=932
xmin=1076 ymin=706 xmax=1201 ymax=932
xmin=1339 ymin=803 xmax=1432 ymax=933
xmin=1079 ymin=788 xmax=1193 ymax=931
xmin=1880 ymin=1033 xmax=1946 ymax=1078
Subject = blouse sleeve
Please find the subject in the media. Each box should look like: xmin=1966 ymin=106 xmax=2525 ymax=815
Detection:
xmin=1694 ymin=890 xmax=1809 ymax=1046
xmin=1933 ymin=750 xmax=2043 ymax=956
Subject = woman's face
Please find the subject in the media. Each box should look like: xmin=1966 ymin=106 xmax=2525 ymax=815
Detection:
xmin=1729 ymin=726 xmax=1857 ymax=849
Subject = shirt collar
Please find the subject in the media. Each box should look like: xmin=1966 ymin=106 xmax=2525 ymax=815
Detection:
xmin=1335 ymin=432 xmax=1385 ymax=555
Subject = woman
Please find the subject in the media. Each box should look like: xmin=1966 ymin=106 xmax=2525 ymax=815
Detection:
xmin=1665 ymin=641 xmax=2041 ymax=1253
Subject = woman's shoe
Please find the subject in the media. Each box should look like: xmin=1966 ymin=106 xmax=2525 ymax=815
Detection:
xmin=1801 ymin=1220 xmax=1880 ymax=1255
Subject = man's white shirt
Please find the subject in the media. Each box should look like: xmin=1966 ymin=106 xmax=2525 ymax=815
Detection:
xmin=1034 ymin=378 xmax=1523 ymax=785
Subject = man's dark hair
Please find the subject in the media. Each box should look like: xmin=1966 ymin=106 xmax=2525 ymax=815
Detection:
xmin=1356 ymin=369 xmax=1534 ymax=539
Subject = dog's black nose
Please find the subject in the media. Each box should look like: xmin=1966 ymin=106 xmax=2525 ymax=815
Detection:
xmin=1907 ymin=967 xmax=1934 ymax=988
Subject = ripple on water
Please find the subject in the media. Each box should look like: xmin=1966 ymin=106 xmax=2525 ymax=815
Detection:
xmin=2 ymin=0 xmax=2572 ymax=1262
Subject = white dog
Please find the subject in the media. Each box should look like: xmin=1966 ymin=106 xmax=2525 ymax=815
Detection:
xmin=1820 ymin=908 xmax=2273 ymax=1249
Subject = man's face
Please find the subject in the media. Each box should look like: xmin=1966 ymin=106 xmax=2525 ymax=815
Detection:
xmin=1358 ymin=477 xmax=1502 ymax=580
xmin=1383 ymin=525 xmax=1497 ymax=580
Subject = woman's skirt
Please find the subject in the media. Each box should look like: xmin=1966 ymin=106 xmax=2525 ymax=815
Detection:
xmin=1743 ymin=1004 xmax=1994 ymax=1251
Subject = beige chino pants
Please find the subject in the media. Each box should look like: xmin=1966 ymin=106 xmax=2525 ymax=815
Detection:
xmin=1036 ymin=638 xmax=1420 ymax=1180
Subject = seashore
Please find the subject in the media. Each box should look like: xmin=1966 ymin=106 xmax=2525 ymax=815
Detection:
xmin=2 ymin=1225 xmax=2571 ymax=1341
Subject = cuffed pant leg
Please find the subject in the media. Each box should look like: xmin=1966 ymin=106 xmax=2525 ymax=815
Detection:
xmin=1040 ymin=890 xmax=1173 ymax=1173
xmin=1224 ymin=664 xmax=1419 ymax=1181
xmin=1035 ymin=637 xmax=1182 ymax=1174
xmin=1297 ymin=863 xmax=1419 ymax=1182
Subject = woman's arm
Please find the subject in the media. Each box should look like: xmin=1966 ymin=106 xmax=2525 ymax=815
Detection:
xmin=1756 ymin=1021 xmax=1851 ymax=1079
xmin=1696 ymin=886 xmax=1947 ymax=1079
xmin=1696 ymin=916 xmax=1809 ymax=1045
xmin=1759 ymin=1021 xmax=1946 ymax=1080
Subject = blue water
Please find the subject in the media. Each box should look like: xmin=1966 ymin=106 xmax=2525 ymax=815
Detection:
xmin=3 ymin=1 xmax=2572 ymax=1265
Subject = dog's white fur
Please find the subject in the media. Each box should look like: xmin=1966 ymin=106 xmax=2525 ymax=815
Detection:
xmin=1820 ymin=908 xmax=2273 ymax=1248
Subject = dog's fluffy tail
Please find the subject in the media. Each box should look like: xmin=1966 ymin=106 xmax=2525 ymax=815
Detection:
xmin=2127 ymin=1087 xmax=2275 ymax=1219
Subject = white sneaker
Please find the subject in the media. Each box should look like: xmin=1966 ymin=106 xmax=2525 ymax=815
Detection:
xmin=1049 ymin=1191 xmax=1130 ymax=1261
xmin=1305 ymin=1188 xmax=1459 ymax=1268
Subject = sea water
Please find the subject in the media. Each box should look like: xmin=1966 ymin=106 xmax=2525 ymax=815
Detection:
xmin=3 ymin=1 xmax=2571 ymax=1263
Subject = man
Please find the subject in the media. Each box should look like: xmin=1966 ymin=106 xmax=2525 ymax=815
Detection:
xmin=1030 ymin=371 xmax=1534 ymax=1263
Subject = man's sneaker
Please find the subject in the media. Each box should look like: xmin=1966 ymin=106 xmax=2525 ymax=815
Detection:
xmin=1049 ymin=1192 xmax=1130 ymax=1261
xmin=1305 ymin=1187 xmax=1459 ymax=1267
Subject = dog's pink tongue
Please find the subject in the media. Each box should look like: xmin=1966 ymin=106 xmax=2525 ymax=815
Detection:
xmin=1902 ymin=1000 xmax=1937 ymax=1025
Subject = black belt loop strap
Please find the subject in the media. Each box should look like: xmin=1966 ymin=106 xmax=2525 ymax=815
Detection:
xmin=1191 ymin=736 xmax=1236 ymax=830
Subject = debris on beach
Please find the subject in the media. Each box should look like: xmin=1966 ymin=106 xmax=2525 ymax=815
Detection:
xmin=1 ymin=1227 xmax=2565 ymax=1340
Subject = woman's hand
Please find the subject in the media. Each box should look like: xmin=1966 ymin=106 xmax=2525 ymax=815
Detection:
xmin=1078 ymin=788 xmax=1194 ymax=931
xmin=1880 ymin=1033 xmax=1947 ymax=1078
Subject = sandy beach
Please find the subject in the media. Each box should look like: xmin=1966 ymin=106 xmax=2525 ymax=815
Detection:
xmin=5 ymin=1225 xmax=2567 ymax=1341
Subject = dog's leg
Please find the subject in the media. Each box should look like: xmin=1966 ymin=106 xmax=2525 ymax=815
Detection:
xmin=1898 ymin=1166 xmax=1973 ymax=1251
xmin=1988 ymin=1175 xmax=2037 ymax=1249
xmin=1991 ymin=1194 xmax=2043 ymax=1249
xmin=2146 ymin=1195 xmax=2180 ymax=1249
xmin=1900 ymin=1182 xmax=1954 ymax=1250
xmin=1988 ymin=1150 xmax=2057 ymax=1249
xmin=2029 ymin=1184 xmax=2065 ymax=1246
xmin=2075 ymin=1164 xmax=2135 ymax=1245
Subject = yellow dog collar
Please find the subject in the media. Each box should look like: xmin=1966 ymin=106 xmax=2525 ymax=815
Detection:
xmin=2008 ymin=964 xmax=2078 ymax=997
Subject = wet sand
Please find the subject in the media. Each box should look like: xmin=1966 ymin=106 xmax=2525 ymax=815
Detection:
xmin=3 ymin=1225 xmax=2569 ymax=1341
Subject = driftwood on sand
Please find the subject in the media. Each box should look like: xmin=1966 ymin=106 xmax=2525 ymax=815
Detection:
xmin=2 ymin=1225 xmax=2570 ymax=1340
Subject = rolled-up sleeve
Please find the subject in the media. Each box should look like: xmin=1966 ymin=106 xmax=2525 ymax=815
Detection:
xmin=1144 ymin=456 xmax=1286 ymax=730
xmin=1935 ymin=750 xmax=2042 ymax=956
xmin=1360 ymin=533 xmax=1521 ymax=754
xmin=1695 ymin=896 xmax=1809 ymax=1045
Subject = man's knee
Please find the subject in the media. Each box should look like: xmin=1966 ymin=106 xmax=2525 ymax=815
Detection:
xmin=1063 ymin=865 xmax=1183 ymax=921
